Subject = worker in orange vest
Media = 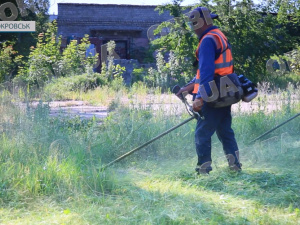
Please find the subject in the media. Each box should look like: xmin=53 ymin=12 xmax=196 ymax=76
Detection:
xmin=176 ymin=7 xmax=242 ymax=174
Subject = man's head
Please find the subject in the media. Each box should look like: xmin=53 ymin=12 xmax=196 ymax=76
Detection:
xmin=189 ymin=7 xmax=218 ymax=37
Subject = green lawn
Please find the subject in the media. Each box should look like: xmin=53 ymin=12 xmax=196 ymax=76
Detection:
xmin=0 ymin=90 xmax=299 ymax=225
xmin=1 ymin=153 xmax=300 ymax=224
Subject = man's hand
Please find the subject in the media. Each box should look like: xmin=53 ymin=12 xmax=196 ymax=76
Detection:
xmin=193 ymin=98 xmax=203 ymax=112
xmin=176 ymin=88 xmax=186 ymax=100
xmin=175 ymin=83 xmax=195 ymax=100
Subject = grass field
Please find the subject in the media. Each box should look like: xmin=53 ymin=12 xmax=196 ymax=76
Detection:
xmin=0 ymin=85 xmax=299 ymax=225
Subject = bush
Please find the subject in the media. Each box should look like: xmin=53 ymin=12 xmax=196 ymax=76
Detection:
xmin=60 ymin=35 xmax=98 ymax=77
xmin=144 ymin=51 xmax=191 ymax=91
xmin=18 ymin=22 xmax=62 ymax=86
xmin=265 ymin=46 xmax=300 ymax=89
xmin=131 ymin=68 xmax=146 ymax=84
xmin=285 ymin=46 xmax=300 ymax=76
xmin=0 ymin=43 xmax=23 ymax=82
xmin=14 ymin=22 xmax=98 ymax=88
xmin=44 ymin=72 xmax=107 ymax=99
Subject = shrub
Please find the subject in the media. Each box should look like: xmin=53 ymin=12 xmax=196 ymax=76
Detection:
xmin=0 ymin=43 xmax=23 ymax=82
xmin=44 ymin=72 xmax=107 ymax=99
xmin=144 ymin=51 xmax=191 ymax=91
xmin=265 ymin=47 xmax=300 ymax=88
xmin=20 ymin=22 xmax=62 ymax=86
xmin=131 ymin=67 xmax=146 ymax=84
xmin=285 ymin=46 xmax=300 ymax=76
xmin=14 ymin=22 xmax=98 ymax=88
xmin=60 ymin=34 xmax=98 ymax=77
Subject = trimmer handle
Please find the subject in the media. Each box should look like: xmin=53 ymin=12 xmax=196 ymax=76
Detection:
xmin=172 ymin=85 xmax=184 ymax=100
xmin=172 ymin=85 xmax=205 ymax=120
xmin=192 ymin=108 xmax=205 ymax=120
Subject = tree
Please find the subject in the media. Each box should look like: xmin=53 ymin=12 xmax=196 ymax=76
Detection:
xmin=151 ymin=0 xmax=300 ymax=85
xmin=151 ymin=0 xmax=199 ymax=85
xmin=195 ymin=0 xmax=299 ymax=83
xmin=0 ymin=0 xmax=50 ymax=58
xmin=16 ymin=20 xmax=61 ymax=86
xmin=0 ymin=42 xmax=23 ymax=82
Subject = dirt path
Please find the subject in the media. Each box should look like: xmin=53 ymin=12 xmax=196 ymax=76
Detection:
xmin=24 ymin=95 xmax=299 ymax=121
xmin=48 ymin=101 xmax=108 ymax=120
xmin=21 ymin=100 xmax=108 ymax=120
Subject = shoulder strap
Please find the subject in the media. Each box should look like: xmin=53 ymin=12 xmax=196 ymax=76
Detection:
xmin=195 ymin=29 xmax=232 ymax=62
xmin=207 ymin=30 xmax=228 ymax=53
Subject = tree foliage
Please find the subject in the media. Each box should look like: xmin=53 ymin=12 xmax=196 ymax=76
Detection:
xmin=152 ymin=0 xmax=198 ymax=85
xmin=15 ymin=21 xmax=98 ymax=87
xmin=211 ymin=0 xmax=300 ymax=83
xmin=151 ymin=0 xmax=300 ymax=86
xmin=0 ymin=0 xmax=50 ymax=58
xmin=0 ymin=43 xmax=23 ymax=82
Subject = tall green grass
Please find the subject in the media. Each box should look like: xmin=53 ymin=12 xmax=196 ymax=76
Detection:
xmin=0 ymin=93 xmax=116 ymax=203
xmin=0 ymin=84 xmax=299 ymax=224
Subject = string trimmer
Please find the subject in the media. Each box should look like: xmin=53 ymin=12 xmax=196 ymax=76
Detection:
xmin=101 ymin=85 xmax=203 ymax=170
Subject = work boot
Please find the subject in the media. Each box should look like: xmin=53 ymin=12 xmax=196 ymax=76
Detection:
xmin=195 ymin=164 xmax=212 ymax=175
xmin=229 ymin=162 xmax=242 ymax=172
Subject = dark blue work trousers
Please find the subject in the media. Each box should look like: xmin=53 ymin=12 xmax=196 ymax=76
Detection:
xmin=195 ymin=103 xmax=240 ymax=167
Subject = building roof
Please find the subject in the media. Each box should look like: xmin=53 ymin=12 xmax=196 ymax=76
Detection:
xmin=57 ymin=3 xmax=173 ymax=25
xmin=57 ymin=3 xmax=160 ymax=7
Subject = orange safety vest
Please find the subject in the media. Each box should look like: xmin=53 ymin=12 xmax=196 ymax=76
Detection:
xmin=193 ymin=28 xmax=234 ymax=94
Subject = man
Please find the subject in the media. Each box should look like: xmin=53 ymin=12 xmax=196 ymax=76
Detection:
xmin=177 ymin=7 xmax=242 ymax=174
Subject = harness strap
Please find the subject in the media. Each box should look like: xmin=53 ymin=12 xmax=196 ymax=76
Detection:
xmin=195 ymin=79 xmax=201 ymax=84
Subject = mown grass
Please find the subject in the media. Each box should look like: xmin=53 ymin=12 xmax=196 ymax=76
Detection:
xmin=0 ymin=85 xmax=299 ymax=224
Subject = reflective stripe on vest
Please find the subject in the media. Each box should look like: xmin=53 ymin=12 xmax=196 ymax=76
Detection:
xmin=193 ymin=29 xmax=234 ymax=94
xmin=215 ymin=61 xmax=234 ymax=69
xmin=209 ymin=31 xmax=233 ymax=68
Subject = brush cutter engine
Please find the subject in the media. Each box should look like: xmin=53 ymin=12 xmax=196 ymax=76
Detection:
xmin=238 ymin=75 xmax=258 ymax=102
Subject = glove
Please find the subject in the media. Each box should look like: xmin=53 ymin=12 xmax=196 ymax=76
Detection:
xmin=193 ymin=98 xmax=203 ymax=112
